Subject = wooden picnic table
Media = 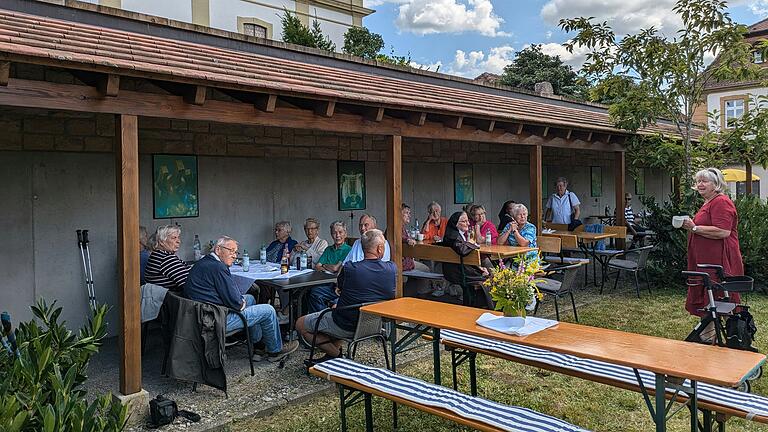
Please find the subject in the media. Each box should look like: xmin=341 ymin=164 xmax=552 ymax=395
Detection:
xmin=362 ymin=297 xmax=766 ymax=432
xmin=410 ymin=242 xmax=536 ymax=259
xmin=542 ymin=229 xmax=616 ymax=242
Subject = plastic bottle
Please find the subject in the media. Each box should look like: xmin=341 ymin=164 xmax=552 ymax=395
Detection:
xmin=242 ymin=250 xmax=250 ymax=272
xmin=193 ymin=235 xmax=202 ymax=261
xmin=415 ymin=217 xmax=420 ymax=233
xmin=259 ymin=244 xmax=267 ymax=264
xmin=485 ymin=231 xmax=492 ymax=245
xmin=300 ymin=251 xmax=308 ymax=270
xmin=468 ymin=228 xmax=476 ymax=243
xmin=280 ymin=244 xmax=289 ymax=274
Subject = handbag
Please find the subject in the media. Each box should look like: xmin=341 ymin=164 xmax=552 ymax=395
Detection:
xmin=566 ymin=192 xmax=582 ymax=231
xmin=147 ymin=395 xmax=201 ymax=428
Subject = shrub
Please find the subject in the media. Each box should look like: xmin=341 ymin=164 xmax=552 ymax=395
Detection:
xmin=0 ymin=300 xmax=127 ymax=431
xmin=735 ymin=195 xmax=768 ymax=285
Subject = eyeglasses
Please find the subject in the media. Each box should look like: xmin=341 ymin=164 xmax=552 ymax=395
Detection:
xmin=218 ymin=245 xmax=238 ymax=256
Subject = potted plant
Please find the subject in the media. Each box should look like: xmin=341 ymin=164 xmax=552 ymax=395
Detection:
xmin=484 ymin=257 xmax=544 ymax=317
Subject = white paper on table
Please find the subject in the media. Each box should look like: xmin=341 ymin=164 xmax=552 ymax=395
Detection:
xmin=272 ymin=269 xmax=314 ymax=279
xmin=541 ymin=228 xmax=556 ymax=234
xmin=475 ymin=312 xmax=558 ymax=336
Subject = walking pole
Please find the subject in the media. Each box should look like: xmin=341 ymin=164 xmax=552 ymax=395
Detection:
xmin=76 ymin=230 xmax=90 ymax=307
xmin=82 ymin=230 xmax=97 ymax=309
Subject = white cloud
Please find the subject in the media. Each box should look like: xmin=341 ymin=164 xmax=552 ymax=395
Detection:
xmin=747 ymin=0 xmax=768 ymax=16
xmin=540 ymin=0 xmax=682 ymax=36
xmin=365 ymin=0 xmax=510 ymax=37
xmin=536 ymin=42 xmax=591 ymax=69
xmin=442 ymin=45 xmax=515 ymax=77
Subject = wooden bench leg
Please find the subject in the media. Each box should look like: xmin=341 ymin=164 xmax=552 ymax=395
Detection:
xmin=364 ymin=393 xmax=374 ymax=432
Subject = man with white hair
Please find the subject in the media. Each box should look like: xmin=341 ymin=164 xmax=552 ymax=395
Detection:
xmin=184 ymin=236 xmax=298 ymax=362
xmin=296 ymin=229 xmax=395 ymax=363
xmin=545 ymin=176 xmax=581 ymax=225
xmin=342 ymin=214 xmax=391 ymax=264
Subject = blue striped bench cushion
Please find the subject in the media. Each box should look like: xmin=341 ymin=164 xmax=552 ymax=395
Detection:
xmin=442 ymin=330 xmax=768 ymax=421
xmin=313 ymin=357 xmax=589 ymax=432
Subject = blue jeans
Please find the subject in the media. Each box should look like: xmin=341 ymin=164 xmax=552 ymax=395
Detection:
xmin=308 ymin=283 xmax=338 ymax=313
xmin=226 ymin=294 xmax=282 ymax=354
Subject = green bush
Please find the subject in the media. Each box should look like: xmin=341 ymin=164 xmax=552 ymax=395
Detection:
xmin=641 ymin=192 xmax=768 ymax=287
xmin=0 ymin=300 xmax=126 ymax=432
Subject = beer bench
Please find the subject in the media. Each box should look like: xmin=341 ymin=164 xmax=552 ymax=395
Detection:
xmin=402 ymin=243 xmax=483 ymax=301
xmin=310 ymin=357 xmax=590 ymax=432
xmin=440 ymin=330 xmax=768 ymax=431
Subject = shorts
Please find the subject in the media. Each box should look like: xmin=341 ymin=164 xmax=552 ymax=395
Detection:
xmin=303 ymin=311 xmax=355 ymax=340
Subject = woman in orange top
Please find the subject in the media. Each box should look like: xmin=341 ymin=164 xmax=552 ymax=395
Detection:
xmin=421 ymin=201 xmax=448 ymax=242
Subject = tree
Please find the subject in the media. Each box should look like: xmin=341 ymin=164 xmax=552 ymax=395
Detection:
xmin=500 ymin=45 xmax=589 ymax=99
xmin=560 ymin=0 xmax=763 ymax=195
xmin=280 ymin=9 xmax=336 ymax=52
xmin=717 ymin=95 xmax=768 ymax=195
xmin=343 ymin=26 xmax=384 ymax=60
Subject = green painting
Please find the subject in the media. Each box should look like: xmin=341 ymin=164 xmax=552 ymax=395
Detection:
xmin=590 ymin=166 xmax=602 ymax=197
xmin=152 ymin=154 xmax=199 ymax=219
xmin=338 ymin=160 xmax=366 ymax=211
xmin=635 ymin=168 xmax=646 ymax=195
xmin=454 ymin=163 xmax=474 ymax=204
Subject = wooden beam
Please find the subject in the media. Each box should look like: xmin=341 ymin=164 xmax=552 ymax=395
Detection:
xmin=409 ymin=112 xmax=427 ymax=127
xmin=614 ymin=151 xmax=626 ymax=249
xmin=516 ymin=123 xmax=524 ymax=134
xmin=0 ymin=61 xmax=10 ymax=86
xmin=586 ymin=132 xmax=593 ymax=141
xmin=386 ymin=135 xmax=403 ymax=297
xmin=486 ymin=120 xmax=495 ymax=133
xmin=116 ymin=114 xmax=141 ymax=396
xmin=315 ymin=100 xmax=336 ymax=117
xmin=542 ymin=126 xmax=550 ymax=137
xmin=565 ymin=129 xmax=572 ymax=140
xmin=445 ymin=116 xmax=463 ymax=129
xmin=530 ymin=145 xmax=543 ymax=233
xmin=0 ymin=79 xmax=628 ymax=151
xmin=368 ymin=106 xmax=385 ymax=122
xmin=98 ymin=74 xmax=119 ymax=97
xmin=255 ymin=94 xmax=277 ymax=112
xmin=184 ymin=85 xmax=206 ymax=106
xmin=605 ymin=134 xmax=612 ymax=144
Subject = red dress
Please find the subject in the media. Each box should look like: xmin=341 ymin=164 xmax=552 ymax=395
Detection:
xmin=685 ymin=194 xmax=743 ymax=316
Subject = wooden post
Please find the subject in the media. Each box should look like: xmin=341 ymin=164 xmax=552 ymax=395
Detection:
xmin=386 ymin=135 xmax=403 ymax=297
xmin=615 ymin=151 xmax=626 ymax=249
xmin=529 ymin=145 xmax=543 ymax=233
xmin=116 ymin=114 xmax=141 ymax=395
xmin=746 ymin=161 xmax=753 ymax=196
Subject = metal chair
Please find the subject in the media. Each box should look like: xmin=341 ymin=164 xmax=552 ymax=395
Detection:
xmin=305 ymin=301 xmax=389 ymax=370
xmin=604 ymin=245 xmax=654 ymax=298
xmin=533 ymin=263 xmax=582 ymax=322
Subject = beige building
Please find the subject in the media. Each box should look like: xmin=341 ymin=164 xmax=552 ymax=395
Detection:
xmin=694 ymin=17 xmax=768 ymax=198
xmin=60 ymin=0 xmax=373 ymax=46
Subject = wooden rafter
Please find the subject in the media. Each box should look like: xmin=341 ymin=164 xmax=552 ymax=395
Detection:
xmin=315 ymin=100 xmax=336 ymax=117
xmin=0 ymin=79 xmax=627 ymax=151
xmin=184 ymin=85 xmax=206 ymax=105
xmin=542 ymin=126 xmax=550 ymax=137
xmin=565 ymin=129 xmax=572 ymax=140
xmin=516 ymin=123 xmax=524 ymax=135
xmin=368 ymin=106 xmax=385 ymax=122
xmin=445 ymin=116 xmax=463 ymax=129
xmin=98 ymin=74 xmax=120 ymax=97
xmin=409 ymin=112 xmax=427 ymax=127
xmin=0 ymin=61 xmax=10 ymax=86
xmin=255 ymin=94 xmax=277 ymax=112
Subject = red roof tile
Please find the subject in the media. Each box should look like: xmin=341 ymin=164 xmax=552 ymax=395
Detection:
xmin=0 ymin=8 xmax=683 ymax=137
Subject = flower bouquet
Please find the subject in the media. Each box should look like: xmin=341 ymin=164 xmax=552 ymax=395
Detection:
xmin=483 ymin=256 xmax=544 ymax=317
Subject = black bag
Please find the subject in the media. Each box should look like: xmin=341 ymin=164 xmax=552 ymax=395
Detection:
xmin=725 ymin=307 xmax=758 ymax=352
xmin=566 ymin=193 xmax=582 ymax=231
xmin=147 ymin=395 xmax=201 ymax=429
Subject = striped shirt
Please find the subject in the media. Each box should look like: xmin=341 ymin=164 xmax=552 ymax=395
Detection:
xmin=144 ymin=250 xmax=190 ymax=291
xmin=624 ymin=206 xmax=635 ymax=223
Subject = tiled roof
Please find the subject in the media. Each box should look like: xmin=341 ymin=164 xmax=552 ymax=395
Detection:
xmin=0 ymin=8 xmax=683 ymax=138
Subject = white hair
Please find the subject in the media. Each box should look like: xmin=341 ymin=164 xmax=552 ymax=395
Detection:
xmin=275 ymin=221 xmax=292 ymax=234
xmin=510 ymin=203 xmax=529 ymax=218
xmin=361 ymin=228 xmax=385 ymax=253
xmin=215 ymin=236 xmax=237 ymax=248
xmin=155 ymin=225 xmax=180 ymax=249
xmin=330 ymin=220 xmax=347 ymax=233
xmin=693 ymin=168 xmax=727 ymax=193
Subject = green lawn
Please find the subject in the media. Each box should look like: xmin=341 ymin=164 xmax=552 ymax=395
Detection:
xmin=233 ymin=287 xmax=768 ymax=432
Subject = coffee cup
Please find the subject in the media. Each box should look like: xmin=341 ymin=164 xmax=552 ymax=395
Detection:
xmin=672 ymin=215 xmax=688 ymax=229
xmin=416 ymin=233 xmax=425 ymax=241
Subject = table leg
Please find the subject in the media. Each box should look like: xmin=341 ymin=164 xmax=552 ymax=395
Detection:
xmin=689 ymin=380 xmax=698 ymax=432
xmin=433 ymin=328 xmax=441 ymax=385
xmin=655 ymin=373 xmax=667 ymax=432
xmin=389 ymin=320 xmax=398 ymax=429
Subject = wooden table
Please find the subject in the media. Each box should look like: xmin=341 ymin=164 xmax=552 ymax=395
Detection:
xmin=542 ymin=230 xmax=616 ymax=243
xmin=478 ymin=244 xmax=537 ymax=259
xmin=362 ymin=298 xmax=766 ymax=432
xmin=542 ymin=230 xmax=617 ymax=287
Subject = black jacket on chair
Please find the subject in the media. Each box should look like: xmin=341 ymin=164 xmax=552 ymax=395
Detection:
xmin=439 ymin=238 xmax=485 ymax=285
xmin=161 ymin=291 xmax=228 ymax=392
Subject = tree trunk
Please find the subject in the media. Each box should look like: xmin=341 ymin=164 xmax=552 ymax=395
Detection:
xmin=746 ymin=161 xmax=753 ymax=196
xmin=673 ymin=176 xmax=681 ymax=202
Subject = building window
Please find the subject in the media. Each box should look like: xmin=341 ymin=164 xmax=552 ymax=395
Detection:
xmin=243 ymin=23 xmax=267 ymax=38
xmin=755 ymin=50 xmax=764 ymax=64
xmin=724 ymin=99 xmax=745 ymax=128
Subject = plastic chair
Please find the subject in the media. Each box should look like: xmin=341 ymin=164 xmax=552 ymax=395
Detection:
xmin=533 ymin=263 xmax=582 ymax=322
xmin=604 ymin=245 xmax=654 ymax=298
xmin=305 ymin=301 xmax=389 ymax=370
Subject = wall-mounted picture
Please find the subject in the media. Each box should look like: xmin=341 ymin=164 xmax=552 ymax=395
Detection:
xmin=152 ymin=154 xmax=199 ymax=219
xmin=454 ymin=163 xmax=474 ymax=204
xmin=590 ymin=166 xmax=602 ymax=197
xmin=635 ymin=168 xmax=646 ymax=195
xmin=338 ymin=160 xmax=366 ymax=211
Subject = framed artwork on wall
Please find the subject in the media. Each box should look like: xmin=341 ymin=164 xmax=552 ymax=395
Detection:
xmin=590 ymin=166 xmax=602 ymax=197
xmin=454 ymin=163 xmax=474 ymax=204
xmin=152 ymin=154 xmax=199 ymax=219
xmin=635 ymin=168 xmax=646 ymax=195
xmin=338 ymin=160 xmax=366 ymax=211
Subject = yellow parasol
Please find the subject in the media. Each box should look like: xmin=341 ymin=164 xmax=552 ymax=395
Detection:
xmin=722 ymin=168 xmax=760 ymax=182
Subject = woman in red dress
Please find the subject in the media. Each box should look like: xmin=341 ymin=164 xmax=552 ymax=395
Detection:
xmin=682 ymin=168 xmax=743 ymax=316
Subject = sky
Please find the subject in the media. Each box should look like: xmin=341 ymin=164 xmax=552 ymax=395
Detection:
xmin=360 ymin=0 xmax=768 ymax=78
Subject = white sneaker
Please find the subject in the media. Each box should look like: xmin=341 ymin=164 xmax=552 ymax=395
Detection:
xmin=277 ymin=311 xmax=290 ymax=325
xmin=431 ymin=288 xmax=445 ymax=297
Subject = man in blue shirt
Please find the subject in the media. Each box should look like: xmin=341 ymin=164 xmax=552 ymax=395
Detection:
xmin=184 ymin=236 xmax=298 ymax=362
xmin=545 ymin=177 xmax=581 ymax=225
xmin=296 ymin=229 xmax=395 ymax=364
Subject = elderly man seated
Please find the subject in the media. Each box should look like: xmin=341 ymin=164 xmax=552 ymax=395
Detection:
xmin=265 ymin=221 xmax=297 ymax=263
xmin=296 ymin=229 xmax=395 ymax=363
xmin=342 ymin=214 xmax=391 ymax=264
xmin=184 ymin=236 xmax=298 ymax=362
xmin=292 ymin=218 xmax=329 ymax=264
xmin=307 ymin=221 xmax=352 ymax=313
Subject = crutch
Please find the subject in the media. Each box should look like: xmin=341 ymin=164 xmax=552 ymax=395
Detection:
xmin=77 ymin=230 xmax=97 ymax=309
